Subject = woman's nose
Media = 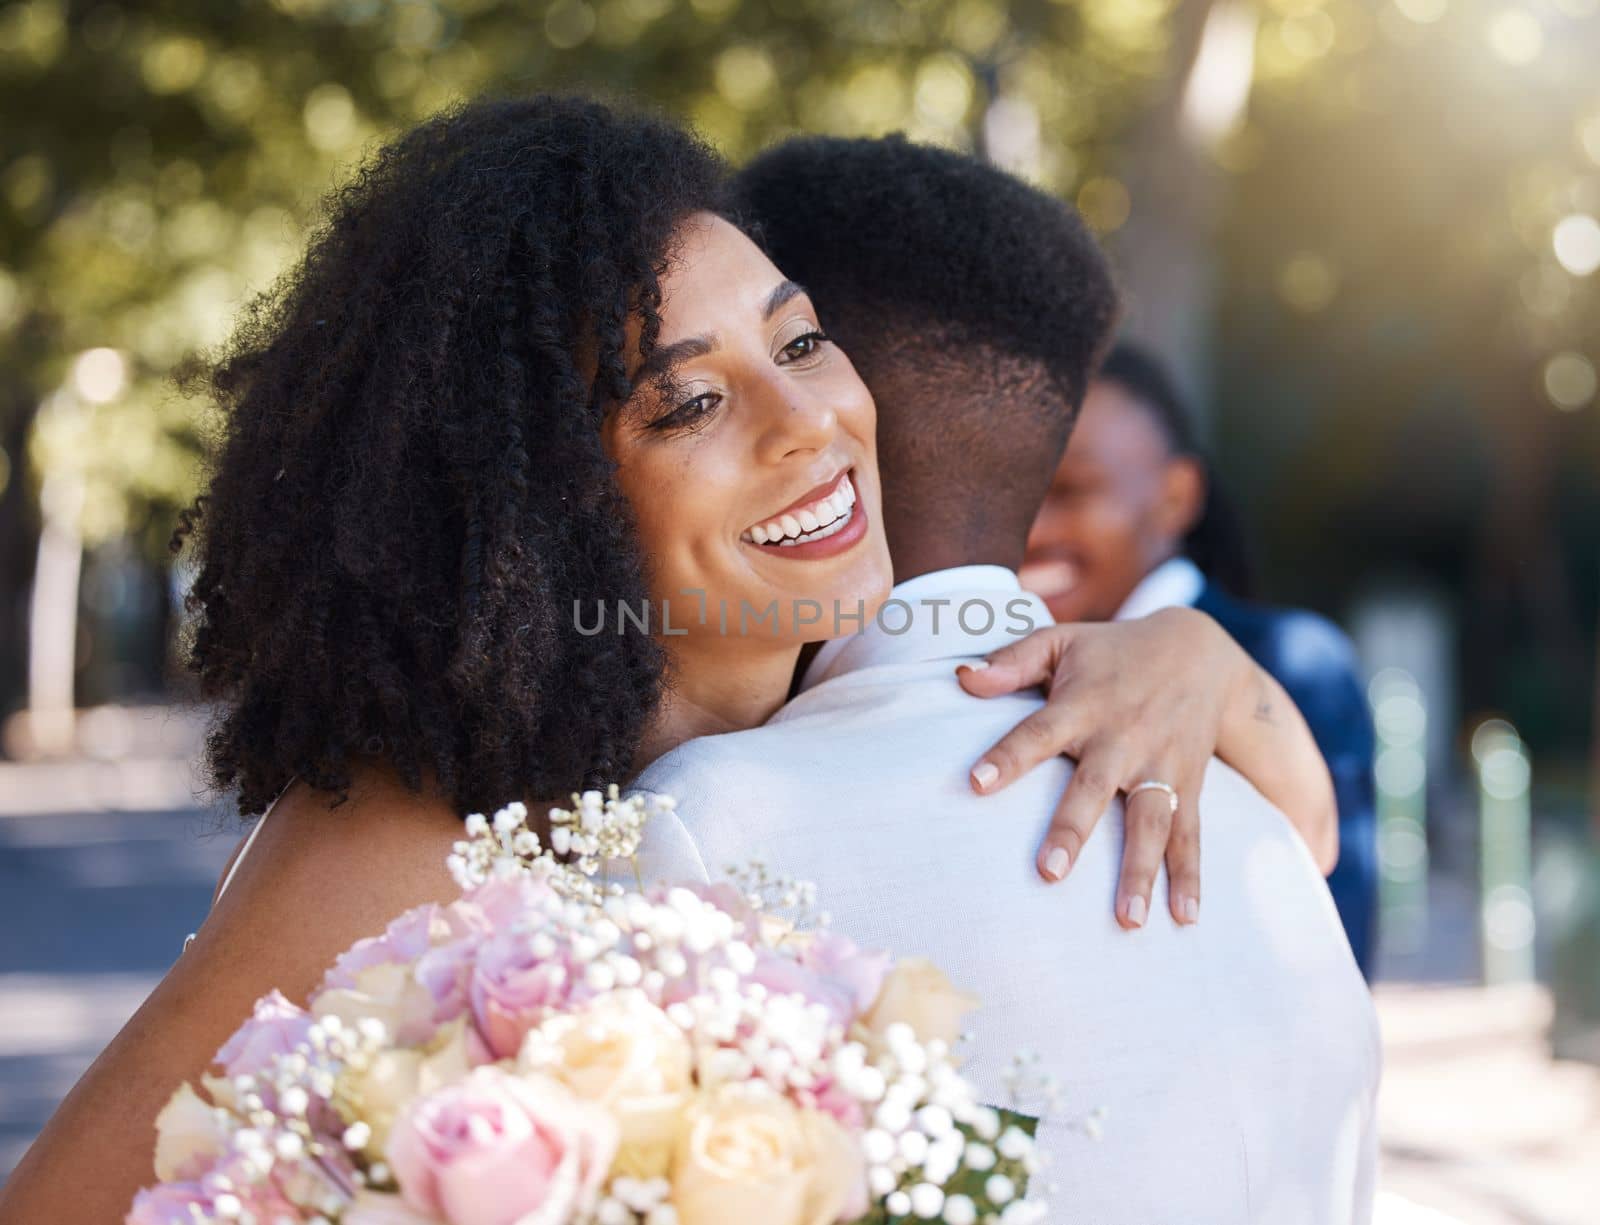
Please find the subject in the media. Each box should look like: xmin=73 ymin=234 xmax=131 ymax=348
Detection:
xmin=752 ymin=378 xmax=839 ymax=464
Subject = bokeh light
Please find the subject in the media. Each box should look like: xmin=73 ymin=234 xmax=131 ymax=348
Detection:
xmin=545 ymin=0 xmax=597 ymax=49
xmin=1552 ymin=213 xmax=1600 ymax=276
xmin=304 ymin=84 xmax=360 ymax=153
xmin=141 ymin=35 xmax=209 ymax=95
xmin=1394 ymin=0 xmax=1448 ymax=23
xmin=71 ymin=349 xmax=127 ymax=406
xmin=1076 ymin=176 xmax=1131 ymax=234
xmin=715 ymin=46 xmax=777 ymax=111
xmin=1485 ymin=9 xmax=1544 ymax=64
xmin=1543 ymin=351 xmax=1597 ymax=410
xmin=1582 ymin=114 xmax=1600 ymax=164
xmin=1277 ymin=251 xmax=1339 ymax=313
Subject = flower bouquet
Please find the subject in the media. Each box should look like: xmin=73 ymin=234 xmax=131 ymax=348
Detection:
xmin=130 ymin=789 xmax=1047 ymax=1225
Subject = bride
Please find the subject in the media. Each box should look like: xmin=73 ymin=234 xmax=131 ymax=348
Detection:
xmin=0 ymin=95 xmax=1335 ymax=1224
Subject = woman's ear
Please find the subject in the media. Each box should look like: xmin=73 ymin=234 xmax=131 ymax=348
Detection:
xmin=1157 ymin=456 xmax=1207 ymax=541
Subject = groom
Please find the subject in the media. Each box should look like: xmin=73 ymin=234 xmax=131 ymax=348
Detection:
xmin=631 ymin=136 xmax=1379 ymax=1223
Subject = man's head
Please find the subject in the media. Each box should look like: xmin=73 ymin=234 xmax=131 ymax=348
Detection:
xmin=731 ymin=135 xmax=1118 ymax=581
xmin=1019 ymin=344 xmax=1209 ymax=622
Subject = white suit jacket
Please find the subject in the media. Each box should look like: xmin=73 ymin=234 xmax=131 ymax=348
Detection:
xmin=629 ymin=566 xmax=1380 ymax=1224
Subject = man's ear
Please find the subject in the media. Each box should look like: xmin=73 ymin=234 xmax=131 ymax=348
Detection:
xmin=1156 ymin=456 xmax=1207 ymax=541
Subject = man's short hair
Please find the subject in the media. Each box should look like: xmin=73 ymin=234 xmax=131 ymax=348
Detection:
xmin=731 ymin=134 xmax=1118 ymax=410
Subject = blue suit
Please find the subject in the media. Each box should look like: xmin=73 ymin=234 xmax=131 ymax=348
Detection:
xmin=1193 ymin=583 xmax=1378 ymax=979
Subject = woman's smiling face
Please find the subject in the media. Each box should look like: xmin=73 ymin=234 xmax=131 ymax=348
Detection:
xmin=603 ymin=212 xmax=893 ymax=646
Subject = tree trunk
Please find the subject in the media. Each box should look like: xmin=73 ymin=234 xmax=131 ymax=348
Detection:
xmin=1108 ymin=0 xmax=1231 ymax=419
xmin=0 ymin=372 xmax=40 ymax=742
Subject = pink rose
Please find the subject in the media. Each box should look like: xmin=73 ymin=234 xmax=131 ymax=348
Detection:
xmin=314 ymin=905 xmax=480 ymax=1045
xmin=747 ymin=934 xmax=887 ymax=1032
xmin=388 ymin=1067 xmax=617 ymax=1225
xmin=215 ymin=990 xmax=313 ymax=1079
xmin=804 ymin=1072 xmax=868 ymax=1132
xmin=127 ymin=1184 xmax=212 ymax=1225
xmin=453 ymin=875 xmax=556 ymax=931
xmin=324 ymin=905 xmax=444 ymax=986
xmin=748 ymin=949 xmax=853 ymax=1024
xmin=795 ymin=932 xmax=892 ymax=1020
xmin=470 ymin=926 xmax=588 ymax=1060
xmin=126 ymin=1166 xmax=301 ymax=1225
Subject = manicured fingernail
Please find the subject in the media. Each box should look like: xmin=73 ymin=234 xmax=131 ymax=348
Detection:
xmin=971 ymin=761 xmax=1000 ymax=792
xmin=1043 ymin=846 xmax=1071 ymax=880
xmin=1124 ymin=895 xmax=1147 ymax=927
xmin=965 ymin=659 xmax=990 ymax=670
xmin=1181 ymin=896 xmax=1199 ymax=924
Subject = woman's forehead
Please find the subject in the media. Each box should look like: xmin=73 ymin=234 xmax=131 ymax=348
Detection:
xmin=657 ymin=213 xmax=789 ymax=331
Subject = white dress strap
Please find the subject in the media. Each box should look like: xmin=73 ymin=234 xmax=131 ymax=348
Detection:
xmin=215 ymin=807 xmax=273 ymax=902
xmin=183 ymin=779 xmax=296 ymax=953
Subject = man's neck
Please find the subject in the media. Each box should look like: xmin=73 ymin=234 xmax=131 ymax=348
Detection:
xmin=884 ymin=500 xmax=1029 ymax=583
xmin=888 ymin=543 xmax=1025 ymax=585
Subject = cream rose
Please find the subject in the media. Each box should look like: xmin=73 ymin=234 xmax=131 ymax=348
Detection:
xmin=857 ymin=958 xmax=979 ymax=1054
xmin=152 ymin=1083 xmax=231 ymax=1180
xmin=520 ymin=988 xmax=692 ymax=1179
xmin=335 ymin=1019 xmax=473 ymax=1160
xmin=314 ymin=961 xmax=439 ymax=1048
xmin=671 ymin=1084 xmax=866 ymax=1225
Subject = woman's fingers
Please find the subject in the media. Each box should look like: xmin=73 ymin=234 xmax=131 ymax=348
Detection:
xmin=955 ymin=624 xmax=1074 ymax=700
xmin=1164 ymin=779 xmax=1203 ymax=925
xmin=1115 ymin=779 xmax=1178 ymax=929
xmin=970 ymin=702 xmax=1085 ymax=795
xmin=1035 ymin=746 xmax=1124 ymax=882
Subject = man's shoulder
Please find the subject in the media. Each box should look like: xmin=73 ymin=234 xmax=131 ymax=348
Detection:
xmin=632 ymin=723 xmax=795 ymax=810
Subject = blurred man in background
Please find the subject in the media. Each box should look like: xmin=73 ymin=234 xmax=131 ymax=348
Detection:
xmin=1021 ymin=343 xmax=1379 ymax=977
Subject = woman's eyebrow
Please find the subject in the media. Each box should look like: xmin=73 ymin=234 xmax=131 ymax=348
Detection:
xmin=634 ymin=335 xmax=716 ymax=386
xmin=632 ymin=281 xmax=808 ymax=386
xmin=762 ymin=279 xmax=807 ymax=320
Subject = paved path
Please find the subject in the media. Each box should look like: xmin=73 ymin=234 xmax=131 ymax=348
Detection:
xmin=0 ymin=790 xmax=235 ymax=1177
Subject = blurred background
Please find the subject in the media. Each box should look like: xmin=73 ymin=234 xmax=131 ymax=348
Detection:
xmin=1 ymin=0 xmax=1597 ymax=1218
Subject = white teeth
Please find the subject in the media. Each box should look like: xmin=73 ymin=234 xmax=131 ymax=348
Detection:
xmin=744 ymin=473 xmax=859 ymax=545
xmin=776 ymin=503 xmax=854 ymax=546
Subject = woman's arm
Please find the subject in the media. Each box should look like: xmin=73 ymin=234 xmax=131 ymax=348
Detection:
xmin=956 ymin=606 xmax=1338 ymax=927
xmin=0 ymin=774 xmax=465 ymax=1225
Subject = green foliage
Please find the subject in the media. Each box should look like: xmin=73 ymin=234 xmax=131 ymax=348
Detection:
xmin=0 ymin=0 xmax=1174 ymax=550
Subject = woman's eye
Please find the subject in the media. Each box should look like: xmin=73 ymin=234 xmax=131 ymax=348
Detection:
xmin=778 ymin=330 xmax=829 ymax=364
xmin=654 ymin=392 xmax=721 ymax=432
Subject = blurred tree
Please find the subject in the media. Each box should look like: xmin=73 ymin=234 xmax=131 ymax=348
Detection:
xmin=0 ymin=0 xmax=1181 ymax=728
xmin=1205 ymin=0 xmax=1600 ymax=778
xmin=3 ymin=0 xmax=1596 ymax=782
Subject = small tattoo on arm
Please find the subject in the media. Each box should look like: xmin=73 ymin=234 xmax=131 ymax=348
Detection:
xmin=1253 ymin=674 xmax=1278 ymax=725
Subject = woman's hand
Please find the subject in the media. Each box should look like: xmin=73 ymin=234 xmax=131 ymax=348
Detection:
xmin=956 ymin=607 xmax=1338 ymax=929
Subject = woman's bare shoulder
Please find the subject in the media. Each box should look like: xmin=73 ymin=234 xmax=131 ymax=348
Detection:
xmin=0 ymin=773 xmax=465 ymax=1225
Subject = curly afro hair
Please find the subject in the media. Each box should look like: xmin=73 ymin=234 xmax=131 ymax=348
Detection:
xmin=176 ymin=95 xmax=727 ymax=817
